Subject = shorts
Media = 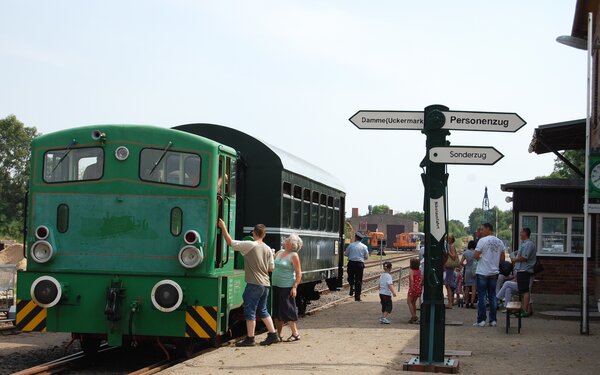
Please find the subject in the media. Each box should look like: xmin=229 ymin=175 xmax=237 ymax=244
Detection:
xmin=272 ymin=286 xmax=298 ymax=322
xmin=517 ymin=271 xmax=532 ymax=293
xmin=379 ymin=294 xmax=393 ymax=313
xmin=242 ymin=283 xmax=271 ymax=321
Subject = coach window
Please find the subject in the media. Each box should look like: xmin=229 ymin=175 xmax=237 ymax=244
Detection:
xmin=292 ymin=185 xmax=302 ymax=229
xmin=333 ymin=198 xmax=340 ymax=232
xmin=311 ymin=191 xmax=319 ymax=230
xmin=326 ymin=196 xmax=334 ymax=232
xmin=282 ymin=182 xmax=292 ymax=228
xmin=43 ymin=147 xmax=103 ymax=183
xmin=302 ymin=189 xmax=311 ymax=229
xmin=319 ymin=194 xmax=327 ymax=230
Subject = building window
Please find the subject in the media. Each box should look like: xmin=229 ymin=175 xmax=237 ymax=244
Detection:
xmin=519 ymin=213 xmax=584 ymax=256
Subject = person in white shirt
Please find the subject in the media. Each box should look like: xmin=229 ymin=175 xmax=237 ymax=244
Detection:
xmin=473 ymin=223 xmax=505 ymax=327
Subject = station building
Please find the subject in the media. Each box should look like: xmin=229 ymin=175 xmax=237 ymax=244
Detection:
xmin=503 ymin=0 xmax=600 ymax=307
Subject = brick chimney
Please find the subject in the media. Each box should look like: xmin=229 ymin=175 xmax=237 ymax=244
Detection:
xmin=352 ymin=208 xmax=359 ymax=218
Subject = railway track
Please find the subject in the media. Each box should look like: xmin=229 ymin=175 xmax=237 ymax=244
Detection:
xmin=13 ymin=252 xmax=419 ymax=374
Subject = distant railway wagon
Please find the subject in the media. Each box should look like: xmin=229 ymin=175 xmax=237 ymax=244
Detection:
xmin=15 ymin=123 xmax=345 ymax=354
xmin=393 ymin=232 xmax=424 ymax=251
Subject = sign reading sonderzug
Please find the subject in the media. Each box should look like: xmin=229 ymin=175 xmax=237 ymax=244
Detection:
xmin=349 ymin=110 xmax=526 ymax=133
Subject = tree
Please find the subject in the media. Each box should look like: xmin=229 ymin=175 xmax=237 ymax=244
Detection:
xmin=371 ymin=204 xmax=390 ymax=215
xmin=0 ymin=115 xmax=38 ymax=239
xmin=467 ymin=206 xmax=513 ymax=248
xmin=395 ymin=210 xmax=425 ymax=232
xmin=448 ymin=219 xmax=468 ymax=238
xmin=539 ymin=149 xmax=585 ymax=179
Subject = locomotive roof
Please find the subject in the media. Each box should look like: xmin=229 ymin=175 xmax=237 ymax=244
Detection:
xmin=174 ymin=123 xmax=345 ymax=192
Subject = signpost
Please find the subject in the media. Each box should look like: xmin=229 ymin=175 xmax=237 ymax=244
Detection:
xmin=349 ymin=104 xmax=525 ymax=373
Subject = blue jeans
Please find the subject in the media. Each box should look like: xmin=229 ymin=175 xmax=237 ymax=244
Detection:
xmin=476 ymin=274 xmax=498 ymax=323
xmin=242 ymin=283 xmax=271 ymax=321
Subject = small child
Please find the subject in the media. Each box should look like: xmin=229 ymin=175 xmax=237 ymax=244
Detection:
xmin=407 ymin=257 xmax=422 ymax=324
xmin=378 ymin=261 xmax=398 ymax=324
xmin=454 ymin=267 xmax=464 ymax=307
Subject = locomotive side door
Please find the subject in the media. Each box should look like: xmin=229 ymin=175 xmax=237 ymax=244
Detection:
xmin=216 ymin=153 xmax=236 ymax=268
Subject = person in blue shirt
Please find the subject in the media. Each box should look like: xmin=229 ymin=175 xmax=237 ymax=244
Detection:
xmin=345 ymin=233 xmax=369 ymax=301
xmin=511 ymin=227 xmax=536 ymax=317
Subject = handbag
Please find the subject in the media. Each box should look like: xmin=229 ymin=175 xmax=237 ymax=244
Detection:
xmin=445 ymin=255 xmax=460 ymax=269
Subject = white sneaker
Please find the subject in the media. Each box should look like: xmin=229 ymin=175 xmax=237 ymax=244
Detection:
xmin=473 ymin=321 xmax=486 ymax=327
xmin=378 ymin=317 xmax=383 ymax=323
xmin=489 ymin=321 xmax=497 ymax=327
xmin=381 ymin=317 xmax=391 ymax=324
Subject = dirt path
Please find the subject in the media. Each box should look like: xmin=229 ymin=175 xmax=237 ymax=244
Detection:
xmin=160 ymin=290 xmax=600 ymax=375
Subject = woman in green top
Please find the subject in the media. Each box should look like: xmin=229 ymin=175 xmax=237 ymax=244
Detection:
xmin=272 ymin=233 xmax=303 ymax=342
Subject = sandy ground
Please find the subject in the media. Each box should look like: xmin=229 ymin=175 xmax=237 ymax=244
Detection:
xmin=159 ymin=290 xmax=600 ymax=375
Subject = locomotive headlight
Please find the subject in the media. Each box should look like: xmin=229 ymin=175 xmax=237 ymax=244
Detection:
xmin=31 ymin=276 xmax=62 ymax=308
xmin=178 ymin=245 xmax=204 ymax=268
xmin=35 ymin=225 xmax=49 ymax=240
xmin=151 ymin=280 xmax=183 ymax=312
xmin=183 ymin=230 xmax=200 ymax=245
xmin=115 ymin=146 xmax=129 ymax=161
xmin=31 ymin=241 xmax=54 ymax=263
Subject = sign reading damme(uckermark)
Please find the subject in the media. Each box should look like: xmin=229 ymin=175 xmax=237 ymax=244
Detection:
xmin=349 ymin=110 xmax=424 ymax=130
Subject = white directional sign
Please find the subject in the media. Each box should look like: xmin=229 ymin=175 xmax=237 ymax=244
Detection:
xmin=349 ymin=110 xmax=424 ymax=130
xmin=440 ymin=111 xmax=526 ymax=132
xmin=429 ymin=146 xmax=504 ymax=165
xmin=429 ymin=196 xmax=446 ymax=242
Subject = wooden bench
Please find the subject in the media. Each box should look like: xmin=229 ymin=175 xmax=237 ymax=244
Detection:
xmin=505 ymin=301 xmax=522 ymax=334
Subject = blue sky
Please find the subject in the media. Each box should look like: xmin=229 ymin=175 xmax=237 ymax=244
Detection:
xmin=1 ymin=1 xmax=586 ymax=226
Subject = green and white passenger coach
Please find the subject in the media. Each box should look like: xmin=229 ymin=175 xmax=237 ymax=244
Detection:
xmin=16 ymin=123 xmax=345 ymax=353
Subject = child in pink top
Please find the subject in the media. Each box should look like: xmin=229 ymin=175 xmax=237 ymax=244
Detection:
xmin=407 ymin=257 xmax=422 ymax=324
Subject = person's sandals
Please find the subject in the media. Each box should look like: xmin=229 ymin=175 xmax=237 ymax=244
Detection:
xmin=285 ymin=334 xmax=300 ymax=342
xmin=408 ymin=317 xmax=419 ymax=324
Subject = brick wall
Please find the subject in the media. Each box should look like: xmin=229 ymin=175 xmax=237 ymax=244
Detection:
xmin=534 ymin=258 xmax=596 ymax=296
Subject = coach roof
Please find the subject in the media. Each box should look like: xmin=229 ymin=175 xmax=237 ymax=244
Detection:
xmin=173 ymin=123 xmax=345 ymax=192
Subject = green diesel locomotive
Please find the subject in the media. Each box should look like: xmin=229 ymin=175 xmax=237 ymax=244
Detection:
xmin=16 ymin=123 xmax=345 ymax=353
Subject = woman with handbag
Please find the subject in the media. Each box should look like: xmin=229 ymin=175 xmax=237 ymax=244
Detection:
xmin=444 ymin=234 xmax=460 ymax=309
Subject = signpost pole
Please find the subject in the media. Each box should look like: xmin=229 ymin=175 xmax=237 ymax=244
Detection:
xmin=419 ymin=104 xmax=449 ymax=364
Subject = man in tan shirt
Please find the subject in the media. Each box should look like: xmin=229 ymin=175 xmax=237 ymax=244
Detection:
xmin=218 ymin=219 xmax=279 ymax=346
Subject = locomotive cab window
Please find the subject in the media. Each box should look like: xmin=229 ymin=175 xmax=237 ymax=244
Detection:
xmin=43 ymin=147 xmax=104 ymax=183
xmin=140 ymin=149 xmax=201 ymax=187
